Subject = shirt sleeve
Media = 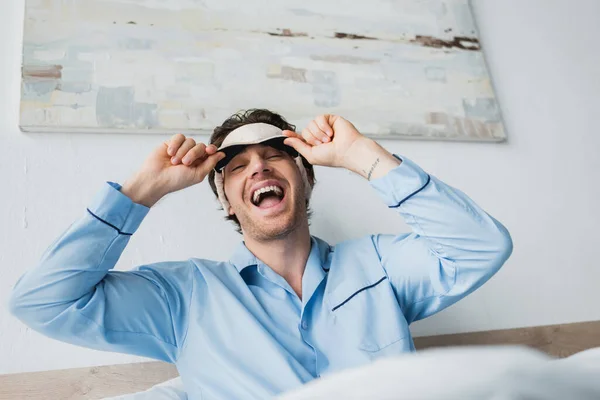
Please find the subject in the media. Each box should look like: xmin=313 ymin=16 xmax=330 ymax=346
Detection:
xmin=369 ymin=155 xmax=513 ymax=324
xmin=8 ymin=182 xmax=193 ymax=363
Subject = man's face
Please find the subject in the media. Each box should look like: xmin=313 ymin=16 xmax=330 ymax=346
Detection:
xmin=222 ymin=144 xmax=307 ymax=240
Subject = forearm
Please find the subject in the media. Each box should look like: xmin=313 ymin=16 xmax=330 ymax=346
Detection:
xmin=9 ymin=182 xmax=148 ymax=327
xmin=370 ymin=156 xmax=513 ymax=274
xmin=9 ymin=183 xmax=187 ymax=361
xmin=370 ymin=157 xmax=512 ymax=321
xmin=9 ymin=216 xmax=185 ymax=361
xmin=10 ymin=212 xmax=130 ymax=324
xmin=403 ymin=176 xmax=511 ymax=265
xmin=121 ymin=172 xmax=166 ymax=208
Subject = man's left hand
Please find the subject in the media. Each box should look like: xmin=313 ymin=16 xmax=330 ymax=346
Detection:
xmin=282 ymin=115 xmax=366 ymax=170
xmin=283 ymin=115 xmax=401 ymax=180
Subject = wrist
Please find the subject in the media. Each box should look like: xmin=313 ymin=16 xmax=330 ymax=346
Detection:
xmin=342 ymin=137 xmax=401 ymax=180
xmin=121 ymin=175 xmax=165 ymax=208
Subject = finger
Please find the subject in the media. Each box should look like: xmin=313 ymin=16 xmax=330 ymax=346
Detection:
xmin=315 ymin=115 xmax=333 ymax=138
xmin=182 ymin=143 xmax=208 ymax=165
xmin=309 ymin=120 xmax=329 ymax=143
xmin=282 ymin=130 xmax=308 ymax=146
xmin=205 ymin=144 xmax=218 ymax=155
xmin=283 ymin=131 xmax=314 ymax=147
xmin=302 ymin=128 xmax=321 ymax=146
xmin=282 ymin=130 xmax=302 ymax=139
xmin=172 ymin=138 xmax=196 ymax=164
xmin=284 ymin=137 xmax=313 ymax=162
xmin=282 ymin=130 xmax=311 ymax=150
xmin=166 ymin=133 xmax=186 ymax=156
xmin=194 ymin=152 xmax=227 ymax=181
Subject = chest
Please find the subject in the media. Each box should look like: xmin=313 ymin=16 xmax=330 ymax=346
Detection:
xmin=179 ymin=268 xmax=412 ymax=381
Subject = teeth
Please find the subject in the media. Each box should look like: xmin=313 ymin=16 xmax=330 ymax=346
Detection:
xmin=252 ymin=185 xmax=283 ymax=205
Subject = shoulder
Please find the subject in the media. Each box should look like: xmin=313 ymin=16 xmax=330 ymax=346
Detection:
xmin=327 ymin=235 xmax=383 ymax=271
xmin=131 ymin=258 xmax=236 ymax=288
xmin=330 ymin=235 xmax=384 ymax=257
xmin=326 ymin=233 xmax=412 ymax=271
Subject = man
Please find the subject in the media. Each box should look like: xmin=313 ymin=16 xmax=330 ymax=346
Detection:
xmin=10 ymin=109 xmax=512 ymax=400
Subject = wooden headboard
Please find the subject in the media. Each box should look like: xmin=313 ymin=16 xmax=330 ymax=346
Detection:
xmin=1 ymin=320 xmax=599 ymax=400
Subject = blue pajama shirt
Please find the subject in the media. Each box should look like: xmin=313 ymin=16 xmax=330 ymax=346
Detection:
xmin=10 ymin=155 xmax=512 ymax=399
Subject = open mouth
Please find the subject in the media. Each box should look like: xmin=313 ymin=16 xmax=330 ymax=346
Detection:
xmin=251 ymin=185 xmax=285 ymax=209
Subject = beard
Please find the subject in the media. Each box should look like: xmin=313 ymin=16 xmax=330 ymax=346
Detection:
xmin=234 ymin=184 xmax=307 ymax=241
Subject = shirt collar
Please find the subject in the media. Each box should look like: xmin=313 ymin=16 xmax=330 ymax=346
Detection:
xmin=229 ymin=241 xmax=259 ymax=273
xmin=229 ymin=235 xmax=333 ymax=274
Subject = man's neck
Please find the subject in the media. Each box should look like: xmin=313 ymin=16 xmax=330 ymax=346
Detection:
xmin=243 ymin=222 xmax=311 ymax=299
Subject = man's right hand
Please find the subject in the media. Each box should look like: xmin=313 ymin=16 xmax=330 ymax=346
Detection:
xmin=121 ymin=134 xmax=225 ymax=207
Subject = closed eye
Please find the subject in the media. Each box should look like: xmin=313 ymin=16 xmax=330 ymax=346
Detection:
xmin=231 ymin=164 xmax=245 ymax=172
xmin=267 ymin=149 xmax=286 ymax=159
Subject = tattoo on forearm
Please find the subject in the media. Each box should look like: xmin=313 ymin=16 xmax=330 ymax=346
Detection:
xmin=365 ymin=158 xmax=380 ymax=180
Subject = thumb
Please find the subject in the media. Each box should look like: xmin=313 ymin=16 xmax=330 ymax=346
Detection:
xmin=284 ymin=137 xmax=312 ymax=161
xmin=204 ymin=151 xmax=226 ymax=169
xmin=194 ymin=152 xmax=226 ymax=180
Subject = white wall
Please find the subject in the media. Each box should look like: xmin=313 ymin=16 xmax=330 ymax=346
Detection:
xmin=1 ymin=0 xmax=599 ymax=374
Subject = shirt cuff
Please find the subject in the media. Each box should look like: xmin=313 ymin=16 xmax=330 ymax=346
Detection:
xmin=87 ymin=182 xmax=150 ymax=235
xmin=369 ymin=155 xmax=431 ymax=208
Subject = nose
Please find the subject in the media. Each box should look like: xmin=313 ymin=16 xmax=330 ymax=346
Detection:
xmin=249 ymin=155 xmax=271 ymax=178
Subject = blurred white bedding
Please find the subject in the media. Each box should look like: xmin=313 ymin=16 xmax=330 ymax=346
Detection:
xmin=279 ymin=346 xmax=600 ymax=400
xmin=104 ymin=376 xmax=186 ymax=400
xmin=104 ymin=346 xmax=600 ymax=400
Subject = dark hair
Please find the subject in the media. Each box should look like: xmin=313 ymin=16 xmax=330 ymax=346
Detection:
xmin=208 ymin=109 xmax=316 ymax=233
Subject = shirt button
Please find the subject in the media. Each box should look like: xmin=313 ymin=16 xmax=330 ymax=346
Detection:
xmin=301 ymin=321 xmax=308 ymax=330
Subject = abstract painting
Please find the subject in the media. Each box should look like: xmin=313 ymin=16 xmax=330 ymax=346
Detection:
xmin=20 ymin=0 xmax=506 ymax=141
